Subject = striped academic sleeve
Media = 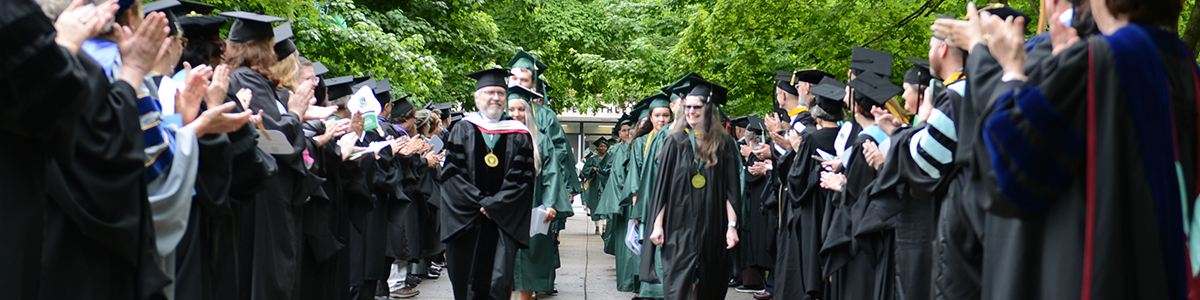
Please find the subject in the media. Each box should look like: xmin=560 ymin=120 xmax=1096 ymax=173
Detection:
xmin=909 ymin=107 xmax=958 ymax=180
xmin=982 ymin=87 xmax=1084 ymax=211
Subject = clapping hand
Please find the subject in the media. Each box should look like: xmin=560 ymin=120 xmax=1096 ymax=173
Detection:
xmin=186 ymin=102 xmax=252 ymax=137
xmin=287 ymin=79 xmax=316 ymax=117
xmin=206 ymin=64 xmax=232 ymax=109
xmin=54 ymin=0 xmax=118 ymax=54
xmin=747 ymin=161 xmax=768 ymax=176
xmin=862 ymin=140 xmax=885 ymax=170
xmin=178 ymin=62 xmax=212 ymax=125
xmin=115 ymin=11 xmax=170 ymax=89
xmin=820 ymin=171 xmax=847 ymax=192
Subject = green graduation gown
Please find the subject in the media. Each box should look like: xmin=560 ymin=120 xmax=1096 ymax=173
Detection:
xmin=634 ymin=127 xmax=671 ymax=298
xmin=514 ymin=129 xmax=575 ymax=292
xmin=581 ymin=152 xmax=611 ymax=221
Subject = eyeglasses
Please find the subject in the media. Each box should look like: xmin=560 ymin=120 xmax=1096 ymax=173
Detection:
xmin=684 ymin=105 xmax=704 ymax=111
xmin=479 ymin=90 xmax=506 ymax=98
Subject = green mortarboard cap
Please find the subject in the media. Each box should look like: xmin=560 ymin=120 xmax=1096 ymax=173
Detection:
xmin=466 ymin=68 xmax=511 ymax=91
xmin=221 ymin=11 xmax=285 ymax=44
xmin=507 ymin=85 xmax=544 ymax=102
xmin=635 ymin=103 xmax=651 ymax=121
xmin=648 ymin=93 xmax=670 ymax=109
xmin=851 ymin=46 xmax=893 ymax=77
xmin=593 ymin=138 xmax=611 ymax=147
xmin=273 ymin=22 xmax=296 ymax=61
xmin=848 ymin=72 xmax=901 ymax=108
xmin=507 ymin=50 xmax=549 ymax=75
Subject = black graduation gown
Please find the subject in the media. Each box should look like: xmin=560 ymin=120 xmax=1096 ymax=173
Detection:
xmin=773 ymin=126 xmax=838 ymax=300
xmin=741 ymin=155 xmax=778 ymax=270
xmin=0 ymin=2 xmax=92 ymax=297
xmin=298 ymin=120 xmax=346 ymax=300
xmin=821 ymin=130 xmax=885 ymax=300
xmin=229 ymin=67 xmax=310 ymax=300
xmin=41 ymin=54 xmax=171 ymax=300
xmin=972 ymin=27 xmax=1198 ymax=300
xmin=440 ymin=119 xmax=535 ymax=300
xmin=356 ymin=126 xmax=407 ymax=284
xmin=638 ymin=131 xmax=742 ymax=300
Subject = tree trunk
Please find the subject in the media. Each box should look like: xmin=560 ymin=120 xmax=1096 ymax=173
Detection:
xmin=1184 ymin=1 xmax=1200 ymax=57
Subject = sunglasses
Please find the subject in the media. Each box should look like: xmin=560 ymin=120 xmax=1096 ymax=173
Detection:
xmin=684 ymin=105 xmax=705 ymax=111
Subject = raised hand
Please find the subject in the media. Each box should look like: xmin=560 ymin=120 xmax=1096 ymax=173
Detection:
xmin=236 ymin=88 xmax=252 ymax=110
xmin=186 ymin=102 xmax=252 ymax=137
xmin=206 ymin=64 xmax=232 ymax=109
xmin=1048 ymin=6 xmax=1080 ymax=55
xmin=178 ymin=62 xmax=213 ymax=125
xmin=115 ymin=11 xmax=171 ymax=89
xmin=932 ymin=2 xmax=984 ymax=53
xmin=349 ymin=111 xmax=365 ymax=137
xmin=287 ymin=78 xmax=317 ymax=117
xmin=54 ymin=0 xmax=118 ymax=54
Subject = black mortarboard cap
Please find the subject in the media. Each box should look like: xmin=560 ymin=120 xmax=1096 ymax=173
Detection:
xmin=772 ymin=108 xmax=790 ymax=120
xmin=118 ymin=0 xmax=136 ymax=13
xmin=507 ymin=85 xmax=544 ymax=102
xmin=325 ymin=76 xmax=355 ymax=103
xmin=662 ymin=72 xmax=705 ymax=99
xmin=173 ymin=1 xmax=216 ymax=15
xmin=389 ymin=95 xmax=414 ymax=119
xmin=178 ymin=15 xmax=225 ymax=38
xmin=811 ymin=79 xmax=847 ymax=112
xmin=790 ymin=69 xmax=834 ymax=85
xmin=425 ymin=102 xmax=453 ymax=119
xmin=848 ymin=72 xmax=900 ymax=108
xmin=731 ymin=115 xmax=750 ymax=129
xmin=851 ymin=46 xmax=893 ymax=77
xmin=902 ymin=57 xmax=933 ymax=85
xmin=980 ymin=3 xmax=1029 ymax=22
xmin=375 ymin=80 xmax=393 ymax=104
xmin=352 ymin=78 xmax=376 ymax=95
xmin=311 ymin=61 xmax=329 ymax=77
xmin=746 ymin=116 xmax=767 ymax=135
xmin=273 ymin=22 xmax=296 ymax=61
xmin=222 ymin=11 xmax=285 ymax=44
xmin=143 ymin=0 xmax=182 ymax=36
xmin=466 ymin=68 xmax=511 ymax=91
xmin=686 ymin=78 xmax=729 ymax=106
xmin=774 ymin=71 xmax=799 ymax=96
xmin=450 ymin=111 xmax=465 ymax=125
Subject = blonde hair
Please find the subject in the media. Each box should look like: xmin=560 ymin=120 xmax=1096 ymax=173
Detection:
xmin=508 ymin=98 xmax=542 ymax=173
xmin=270 ymin=52 xmax=301 ymax=90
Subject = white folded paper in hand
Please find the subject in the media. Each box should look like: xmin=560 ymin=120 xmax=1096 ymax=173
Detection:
xmin=529 ymin=205 xmax=552 ymax=237
xmin=625 ymin=219 xmax=642 ymax=255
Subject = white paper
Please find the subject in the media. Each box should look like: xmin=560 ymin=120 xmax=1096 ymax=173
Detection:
xmin=529 ymin=205 xmax=552 ymax=237
xmin=156 ymin=76 xmax=177 ymax=115
xmin=625 ymin=219 xmax=642 ymax=255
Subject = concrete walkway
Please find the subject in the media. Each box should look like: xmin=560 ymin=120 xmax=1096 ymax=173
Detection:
xmin=413 ymin=201 xmax=753 ymax=300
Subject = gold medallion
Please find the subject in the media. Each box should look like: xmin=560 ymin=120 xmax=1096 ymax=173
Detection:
xmin=691 ymin=174 xmax=706 ymax=189
xmin=484 ymin=152 xmax=499 ymax=167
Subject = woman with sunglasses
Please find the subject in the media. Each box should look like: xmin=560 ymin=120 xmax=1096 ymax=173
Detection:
xmin=644 ymin=78 xmax=742 ymax=300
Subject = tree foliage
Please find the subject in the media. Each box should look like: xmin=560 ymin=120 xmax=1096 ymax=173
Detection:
xmin=183 ymin=0 xmax=1197 ymax=116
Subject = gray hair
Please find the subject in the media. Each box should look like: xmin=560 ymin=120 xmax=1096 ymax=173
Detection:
xmin=809 ymin=104 xmax=843 ymax=122
xmin=35 ymin=0 xmax=73 ymax=20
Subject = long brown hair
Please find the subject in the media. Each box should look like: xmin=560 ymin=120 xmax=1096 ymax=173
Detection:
xmin=223 ymin=37 xmax=280 ymax=87
xmin=670 ymin=95 xmax=729 ymax=167
xmin=270 ymin=52 xmax=300 ymax=90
